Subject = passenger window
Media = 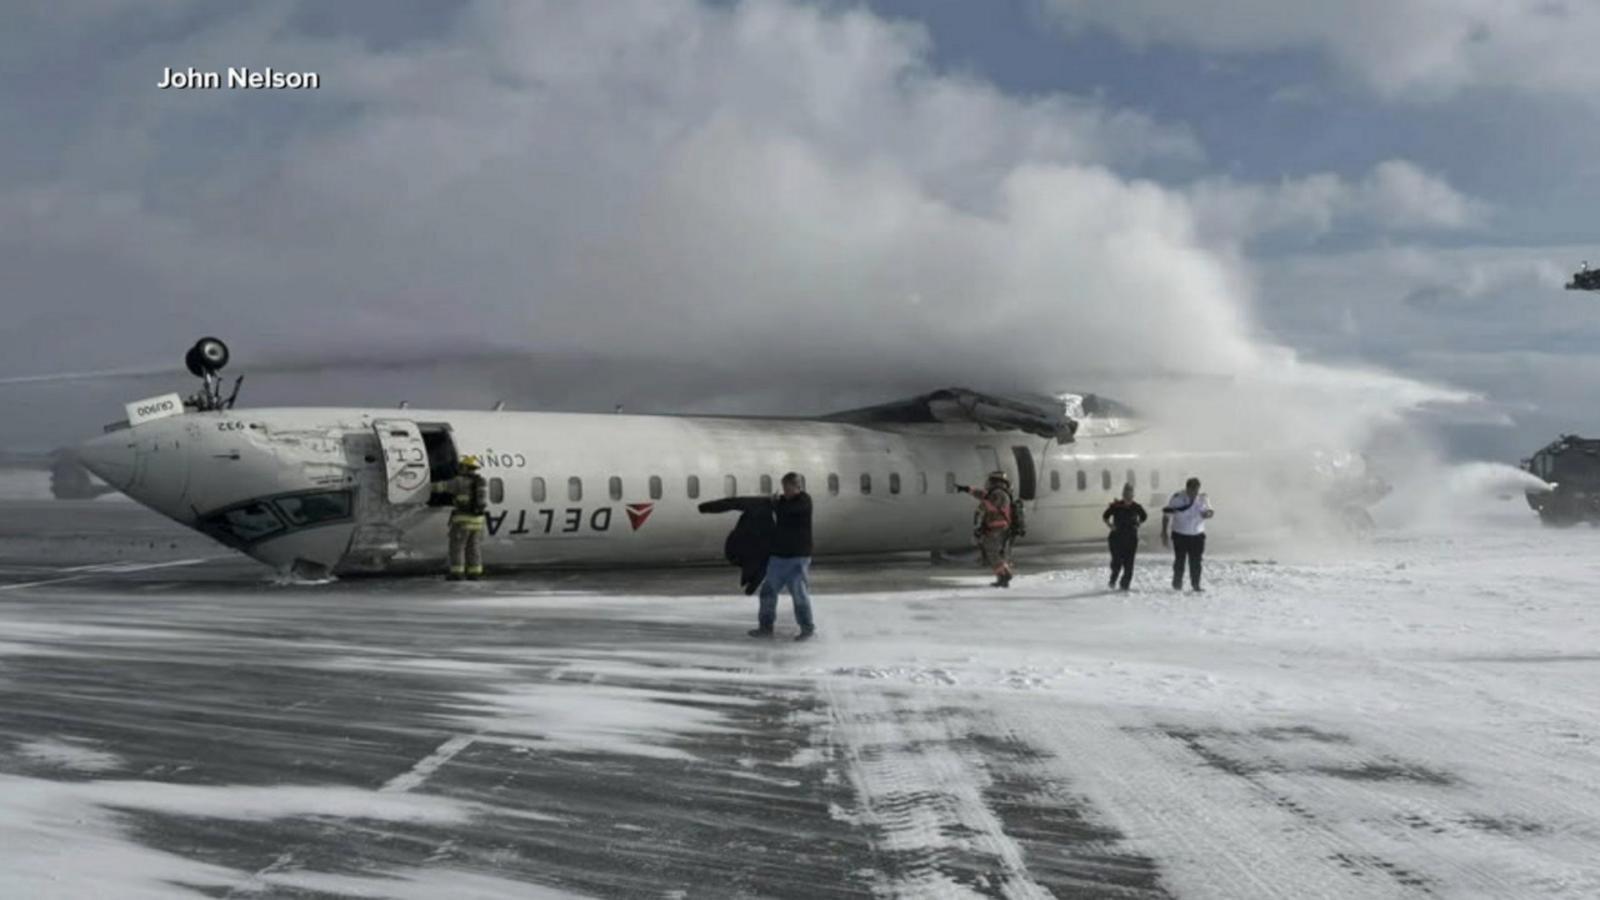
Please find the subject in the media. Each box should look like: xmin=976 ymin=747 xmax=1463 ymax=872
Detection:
xmin=889 ymin=472 xmax=901 ymax=495
xmin=724 ymin=475 xmax=737 ymax=497
xmin=274 ymin=491 xmax=352 ymax=527
xmin=828 ymin=473 xmax=840 ymax=496
xmin=1126 ymin=469 xmax=1137 ymax=490
xmin=946 ymin=472 xmax=957 ymax=494
xmin=860 ymin=473 xmax=872 ymax=495
xmin=489 ymin=478 xmax=505 ymax=504
xmin=568 ymin=477 xmax=583 ymax=502
xmin=687 ymin=475 xmax=700 ymax=499
xmin=1151 ymin=470 xmax=1160 ymax=491
xmin=1101 ymin=470 xmax=1112 ymax=491
xmin=1076 ymin=470 xmax=1087 ymax=491
xmin=1050 ymin=470 xmax=1061 ymax=492
xmin=531 ymin=477 xmax=546 ymax=503
xmin=649 ymin=475 xmax=663 ymax=500
xmin=760 ymin=474 xmax=772 ymax=494
xmin=609 ymin=476 xmax=623 ymax=501
xmin=917 ymin=471 xmax=928 ymax=494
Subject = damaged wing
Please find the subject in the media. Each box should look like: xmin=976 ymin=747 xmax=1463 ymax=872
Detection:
xmin=822 ymin=387 xmax=1081 ymax=442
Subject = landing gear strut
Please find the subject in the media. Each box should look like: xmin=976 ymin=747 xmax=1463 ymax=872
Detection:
xmin=184 ymin=337 xmax=243 ymax=411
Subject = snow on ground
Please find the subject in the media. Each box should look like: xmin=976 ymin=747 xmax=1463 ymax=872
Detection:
xmin=14 ymin=737 xmax=123 ymax=773
xmin=804 ymin=515 xmax=1584 ymax=896
xmin=794 ymin=510 xmax=1600 ymax=897
xmin=2 ymin=500 xmax=1598 ymax=897
xmin=421 ymin=504 xmax=1600 ymax=897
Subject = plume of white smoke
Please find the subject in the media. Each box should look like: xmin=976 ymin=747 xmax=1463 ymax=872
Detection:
xmin=0 ymin=0 xmax=1490 ymax=495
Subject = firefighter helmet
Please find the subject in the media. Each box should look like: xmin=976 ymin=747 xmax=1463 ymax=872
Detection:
xmin=459 ymin=455 xmax=481 ymax=470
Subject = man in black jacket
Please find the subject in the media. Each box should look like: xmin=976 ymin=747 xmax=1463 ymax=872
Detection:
xmin=696 ymin=472 xmax=815 ymax=640
xmin=760 ymin=472 xmax=816 ymax=640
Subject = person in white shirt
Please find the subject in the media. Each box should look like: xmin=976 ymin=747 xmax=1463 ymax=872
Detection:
xmin=1161 ymin=477 xmax=1214 ymax=592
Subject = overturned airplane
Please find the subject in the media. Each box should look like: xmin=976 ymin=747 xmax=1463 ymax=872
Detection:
xmin=67 ymin=339 xmax=1381 ymax=577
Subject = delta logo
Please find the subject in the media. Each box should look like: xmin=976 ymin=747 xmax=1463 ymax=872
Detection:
xmin=625 ymin=502 xmax=655 ymax=531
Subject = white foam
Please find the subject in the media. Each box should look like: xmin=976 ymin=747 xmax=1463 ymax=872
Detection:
xmin=453 ymin=680 xmax=756 ymax=762
xmin=0 ymin=774 xmax=477 ymax=900
xmin=255 ymin=866 xmax=588 ymax=899
xmin=16 ymin=738 xmax=123 ymax=773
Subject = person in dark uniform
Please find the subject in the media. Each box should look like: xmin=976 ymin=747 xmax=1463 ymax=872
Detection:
xmin=1102 ymin=483 xmax=1147 ymax=591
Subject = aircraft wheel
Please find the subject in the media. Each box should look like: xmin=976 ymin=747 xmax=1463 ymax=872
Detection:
xmin=186 ymin=337 xmax=230 ymax=376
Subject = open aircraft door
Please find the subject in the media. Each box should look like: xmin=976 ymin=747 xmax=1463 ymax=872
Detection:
xmin=372 ymin=419 xmax=432 ymax=505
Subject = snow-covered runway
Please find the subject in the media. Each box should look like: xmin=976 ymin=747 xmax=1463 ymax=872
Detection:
xmin=2 ymin=500 xmax=1597 ymax=897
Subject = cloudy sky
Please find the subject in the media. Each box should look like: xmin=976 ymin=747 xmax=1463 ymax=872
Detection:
xmin=3 ymin=0 xmax=1596 ymax=458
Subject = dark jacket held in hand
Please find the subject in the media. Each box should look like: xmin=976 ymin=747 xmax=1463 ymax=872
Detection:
xmin=697 ymin=496 xmax=776 ymax=595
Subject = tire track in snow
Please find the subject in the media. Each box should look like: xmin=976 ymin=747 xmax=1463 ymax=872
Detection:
xmin=1004 ymin=702 xmax=1412 ymax=899
xmin=1316 ymin=659 xmax=1600 ymax=896
xmin=1036 ymin=700 xmax=1599 ymax=899
xmin=820 ymin=678 xmax=1167 ymax=898
xmin=821 ymin=681 xmax=1053 ymax=898
xmin=1148 ymin=720 xmax=1462 ymax=896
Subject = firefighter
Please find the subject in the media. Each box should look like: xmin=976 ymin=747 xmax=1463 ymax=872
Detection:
xmin=433 ymin=455 xmax=488 ymax=581
xmin=956 ymin=471 xmax=1019 ymax=588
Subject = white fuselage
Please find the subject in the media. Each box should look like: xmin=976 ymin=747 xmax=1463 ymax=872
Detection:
xmin=76 ymin=406 xmax=1286 ymax=576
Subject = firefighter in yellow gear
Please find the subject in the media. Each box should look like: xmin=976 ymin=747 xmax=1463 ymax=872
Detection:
xmin=956 ymin=470 xmax=1019 ymax=588
xmin=433 ymin=455 xmax=488 ymax=580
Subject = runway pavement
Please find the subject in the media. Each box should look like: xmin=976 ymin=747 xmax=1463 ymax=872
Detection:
xmin=11 ymin=499 xmax=1590 ymax=898
xmin=0 ymin=500 xmax=1162 ymax=898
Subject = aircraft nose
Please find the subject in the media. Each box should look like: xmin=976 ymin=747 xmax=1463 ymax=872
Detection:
xmin=76 ymin=432 xmax=139 ymax=493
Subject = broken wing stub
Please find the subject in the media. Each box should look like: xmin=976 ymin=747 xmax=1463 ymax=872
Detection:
xmin=823 ymin=387 xmax=1080 ymax=443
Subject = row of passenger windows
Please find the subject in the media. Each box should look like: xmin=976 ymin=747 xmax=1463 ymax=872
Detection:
xmin=1048 ymin=469 xmax=1162 ymax=492
xmin=485 ymin=468 xmax=1164 ymax=503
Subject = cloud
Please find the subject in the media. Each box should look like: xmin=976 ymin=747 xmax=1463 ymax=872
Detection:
xmin=1188 ymin=159 xmax=1488 ymax=244
xmin=1249 ymin=244 xmax=1600 ymax=453
xmin=0 ymin=0 xmax=1467 ymax=456
xmin=1041 ymin=0 xmax=1600 ymax=100
xmin=1258 ymin=243 xmax=1584 ymax=351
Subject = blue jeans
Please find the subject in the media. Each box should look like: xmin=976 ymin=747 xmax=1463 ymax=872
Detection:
xmin=758 ymin=556 xmax=814 ymax=631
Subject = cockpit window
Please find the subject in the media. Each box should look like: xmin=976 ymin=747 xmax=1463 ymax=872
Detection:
xmin=275 ymin=491 xmax=352 ymax=527
xmin=202 ymin=490 xmax=353 ymax=547
xmin=203 ymin=502 xmax=285 ymax=545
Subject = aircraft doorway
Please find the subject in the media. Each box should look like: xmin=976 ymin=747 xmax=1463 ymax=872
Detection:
xmin=418 ymin=423 xmax=458 ymax=482
xmin=1010 ymin=445 xmax=1037 ymax=501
